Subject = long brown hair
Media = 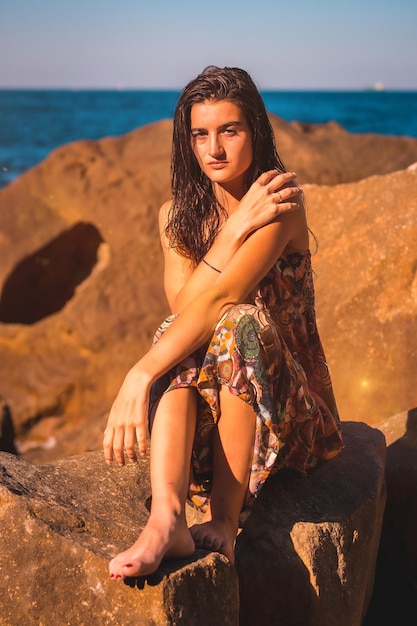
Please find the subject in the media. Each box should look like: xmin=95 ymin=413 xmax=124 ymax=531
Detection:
xmin=166 ymin=66 xmax=287 ymax=266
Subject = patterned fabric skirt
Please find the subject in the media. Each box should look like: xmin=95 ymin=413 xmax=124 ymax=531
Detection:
xmin=148 ymin=303 xmax=335 ymax=512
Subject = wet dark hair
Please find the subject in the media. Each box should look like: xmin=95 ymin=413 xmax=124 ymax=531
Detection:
xmin=166 ymin=66 xmax=287 ymax=265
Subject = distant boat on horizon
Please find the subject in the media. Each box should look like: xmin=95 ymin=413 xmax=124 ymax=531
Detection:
xmin=364 ymin=81 xmax=385 ymax=92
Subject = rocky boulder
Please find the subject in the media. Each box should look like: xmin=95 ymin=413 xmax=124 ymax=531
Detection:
xmin=236 ymin=421 xmax=386 ymax=626
xmin=365 ymin=406 xmax=417 ymax=624
xmin=0 ymin=447 xmax=238 ymax=626
xmin=0 ymin=122 xmax=174 ymax=460
xmin=307 ymin=164 xmax=417 ymax=424
xmin=269 ymin=114 xmax=417 ymax=185
xmin=0 ymin=421 xmax=385 ymax=626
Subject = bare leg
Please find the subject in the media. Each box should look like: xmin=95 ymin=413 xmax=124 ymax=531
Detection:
xmin=189 ymin=387 xmax=256 ymax=563
xmin=109 ymin=388 xmax=197 ymax=579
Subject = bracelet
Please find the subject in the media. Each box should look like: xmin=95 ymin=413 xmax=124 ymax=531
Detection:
xmin=202 ymin=257 xmax=221 ymax=273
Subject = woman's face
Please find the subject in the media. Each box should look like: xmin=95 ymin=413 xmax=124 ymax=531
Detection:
xmin=190 ymin=99 xmax=253 ymax=195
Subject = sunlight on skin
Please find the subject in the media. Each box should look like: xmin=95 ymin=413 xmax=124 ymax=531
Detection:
xmin=109 ymin=513 xmax=195 ymax=579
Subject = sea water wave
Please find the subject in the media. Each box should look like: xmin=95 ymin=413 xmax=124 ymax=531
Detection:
xmin=1 ymin=89 xmax=417 ymax=189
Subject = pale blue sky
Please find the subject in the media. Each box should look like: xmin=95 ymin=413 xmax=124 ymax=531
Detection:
xmin=1 ymin=0 xmax=416 ymax=89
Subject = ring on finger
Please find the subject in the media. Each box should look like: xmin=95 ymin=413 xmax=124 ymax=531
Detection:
xmin=277 ymin=191 xmax=283 ymax=203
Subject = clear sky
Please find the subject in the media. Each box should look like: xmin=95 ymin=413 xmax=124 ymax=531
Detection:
xmin=1 ymin=0 xmax=416 ymax=90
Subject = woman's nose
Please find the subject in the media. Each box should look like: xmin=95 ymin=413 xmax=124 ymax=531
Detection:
xmin=208 ymin=134 xmax=224 ymax=158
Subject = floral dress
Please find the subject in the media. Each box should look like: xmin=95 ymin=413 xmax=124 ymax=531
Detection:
xmin=149 ymin=248 xmax=344 ymax=511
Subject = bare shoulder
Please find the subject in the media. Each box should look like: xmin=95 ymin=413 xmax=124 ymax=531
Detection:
xmin=159 ymin=198 xmax=173 ymax=221
xmin=288 ymin=203 xmax=310 ymax=250
xmin=159 ymin=199 xmax=173 ymax=224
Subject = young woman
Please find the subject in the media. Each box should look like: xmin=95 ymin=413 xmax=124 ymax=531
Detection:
xmin=103 ymin=66 xmax=344 ymax=580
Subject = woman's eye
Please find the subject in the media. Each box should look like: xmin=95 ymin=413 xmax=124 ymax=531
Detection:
xmin=191 ymin=131 xmax=206 ymax=139
xmin=223 ymin=128 xmax=237 ymax=135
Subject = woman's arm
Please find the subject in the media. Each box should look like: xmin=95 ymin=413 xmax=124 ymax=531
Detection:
xmin=163 ymin=170 xmax=303 ymax=313
xmin=104 ymin=205 xmax=307 ymax=464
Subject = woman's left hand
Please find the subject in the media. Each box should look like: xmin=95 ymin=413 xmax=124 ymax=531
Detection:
xmin=103 ymin=365 xmax=151 ymax=465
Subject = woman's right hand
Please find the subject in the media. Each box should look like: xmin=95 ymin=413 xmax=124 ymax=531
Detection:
xmin=103 ymin=364 xmax=152 ymax=465
xmin=230 ymin=170 xmax=303 ymax=238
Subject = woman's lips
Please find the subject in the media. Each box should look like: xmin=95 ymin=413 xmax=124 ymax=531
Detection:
xmin=207 ymin=162 xmax=227 ymax=169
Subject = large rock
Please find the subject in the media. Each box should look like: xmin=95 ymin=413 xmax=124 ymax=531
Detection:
xmin=0 ymin=448 xmax=238 ymax=626
xmin=364 ymin=407 xmax=417 ymax=624
xmin=269 ymin=115 xmax=417 ymax=185
xmin=0 ymin=122 xmax=174 ymax=460
xmin=0 ymin=422 xmax=385 ymax=626
xmin=307 ymin=165 xmax=417 ymax=424
xmin=0 ymin=119 xmax=416 ymax=461
xmin=236 ymin=421 xmax=386 ymax=626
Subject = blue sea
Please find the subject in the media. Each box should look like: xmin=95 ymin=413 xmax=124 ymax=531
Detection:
xmin=1 ymin=89 xmax=417 ymax=189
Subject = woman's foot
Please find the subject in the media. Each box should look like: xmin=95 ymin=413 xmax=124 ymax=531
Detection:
xmin=189 ymin=519 xmax=237 ymax=564
xmin=109 ymin=514 xmax=195 ymax=580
